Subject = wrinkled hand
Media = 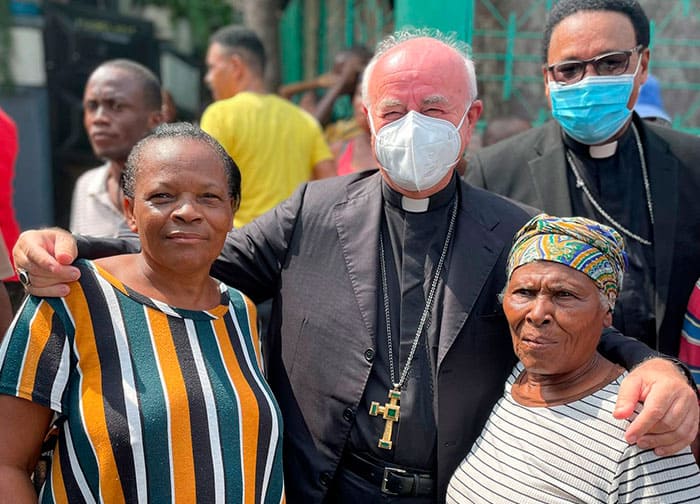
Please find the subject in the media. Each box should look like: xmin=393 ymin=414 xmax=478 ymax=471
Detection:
xmin=12 ymin=228 xmax=80 ymax=297
xmin=615 ymin=358 xmax=699 ymax=456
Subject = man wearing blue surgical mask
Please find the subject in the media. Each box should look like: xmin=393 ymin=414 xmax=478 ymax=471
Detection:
xmin=466 ymin=0 xmax=700 ymax=358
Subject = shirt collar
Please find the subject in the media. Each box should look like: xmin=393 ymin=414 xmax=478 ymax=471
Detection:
xmin=562 ymin=123 xmax=635 ymax=160
xmin=381 ymin=172 xmax=457 ymax=213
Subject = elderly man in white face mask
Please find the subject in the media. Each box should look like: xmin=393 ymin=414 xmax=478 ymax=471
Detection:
xmin=11 ymin=30 xmax=700 ymax=504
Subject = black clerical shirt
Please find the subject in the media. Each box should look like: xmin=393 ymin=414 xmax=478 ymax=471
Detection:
xmin=564 ymin=122 xmax=657 ymax=349
xmin=347 ymin=174 xmax=458 ymax=471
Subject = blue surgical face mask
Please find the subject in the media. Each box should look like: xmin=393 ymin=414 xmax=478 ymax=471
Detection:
xmin=548 ymin=73 xmax=636 ymax=145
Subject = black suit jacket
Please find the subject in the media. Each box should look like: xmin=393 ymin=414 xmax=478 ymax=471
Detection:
xmin=209 ymin=171 xmax=652 ymax=502
xmin=211 ymin=171 xmax=532 ymax=501
xmin=466 ymin=117 xmax=700 ymax=355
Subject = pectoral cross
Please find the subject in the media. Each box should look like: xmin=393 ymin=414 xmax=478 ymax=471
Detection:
xmin=369 ymin=388 xmax=401 ymax=450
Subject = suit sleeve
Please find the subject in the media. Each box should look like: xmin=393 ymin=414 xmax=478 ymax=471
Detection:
xmin=598 ymin=327 xmax=660 ymax=368
xmin=210 ymin=183 xmax=308 ymax=303
xmin=75 ymin=235 xmax=140 ymax=259
xmin=598 ymin=327 xmax=697 ymax=390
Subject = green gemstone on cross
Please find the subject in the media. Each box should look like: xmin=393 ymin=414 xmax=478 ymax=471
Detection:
xmin=368 ymin=387 xmax=401 ymax=450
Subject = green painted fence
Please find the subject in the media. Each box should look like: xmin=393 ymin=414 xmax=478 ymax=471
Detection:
xmin=279 ymin=0 xmax=700 ymax=134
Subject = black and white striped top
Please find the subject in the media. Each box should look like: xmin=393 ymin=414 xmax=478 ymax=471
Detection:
xmin=447 ymin=363 xmax=700 ymax=503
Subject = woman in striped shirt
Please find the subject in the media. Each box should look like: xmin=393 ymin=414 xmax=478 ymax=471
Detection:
xmin=448 ymin=215 xmax=700 ymax=503
xmin=0 ymin=123 xmax=284 ymax=503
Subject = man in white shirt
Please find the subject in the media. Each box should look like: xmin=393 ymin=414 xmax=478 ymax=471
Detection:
xmin=70 ymin=59 xmax=163 ymax=238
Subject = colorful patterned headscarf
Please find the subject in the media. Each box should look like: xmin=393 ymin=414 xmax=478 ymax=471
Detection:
xmin=506 ymin=214 xmax=627 ymax=308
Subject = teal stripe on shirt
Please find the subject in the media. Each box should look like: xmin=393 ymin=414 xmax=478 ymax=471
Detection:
xmin=0 ymin=295 xmax=41 ymax=392
xmin=196 ymin=316 xmax=244 ymax=503
xmin=117 ymin=288 xmax=173 ymax=504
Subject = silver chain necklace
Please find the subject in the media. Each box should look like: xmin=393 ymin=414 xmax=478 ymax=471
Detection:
xmin=369 ymin=198 xmax=458 ymax=450
xmin=566 ymin=123 xmax=654 ymax=246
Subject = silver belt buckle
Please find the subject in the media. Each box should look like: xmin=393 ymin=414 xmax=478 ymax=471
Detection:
xmin=381 ymin=466 xmax=407 ymax=495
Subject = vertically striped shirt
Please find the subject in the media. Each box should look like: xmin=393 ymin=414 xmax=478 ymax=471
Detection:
xmin=679 ymin=278 xmax=700 ymax=385
xmin=447 ymin=363 xmax=700 ymax=504
xmin=0 ymin=259 xmax=285 ymax=504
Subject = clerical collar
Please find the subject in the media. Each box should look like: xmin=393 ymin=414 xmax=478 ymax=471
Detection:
xmin=381 ymin=173 xmax=457 ymax=213
xmin=562 ymin=124 xmax=635 ymax=159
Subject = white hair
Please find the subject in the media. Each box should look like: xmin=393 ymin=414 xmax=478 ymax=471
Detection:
xmin=361 ymin=28 xmax=478 ymax=108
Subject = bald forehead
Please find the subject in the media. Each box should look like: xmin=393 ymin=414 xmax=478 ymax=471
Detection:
xmin=86 ymin=66 xmax=146 ymax=99
xmin=368 ymin=37 xmax=470 ymax=106
xmin=380 ymin=37 xmax=466 ymax=74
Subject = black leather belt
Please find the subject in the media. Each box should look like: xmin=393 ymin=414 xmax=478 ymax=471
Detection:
xmin=342 ymin=452 xmax=435 ymax=497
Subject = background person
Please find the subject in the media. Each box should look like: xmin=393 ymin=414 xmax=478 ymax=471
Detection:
xmin=202 ymin=25 xmax=335 ymax=229
xmin=0 ymin=234 xmax=13 ymax=336
xmin=480 ymin=115 xmax=531 ymax=147
xmin=634 ymin=74 xmax=672 ymax=127
xmin=278 ymin=46 xmax=373 ymax=133
xmin=465 ymin=0 xmax=700 ymax=357
xmin=0 ymin=123 xmax=284 ymax=503
xmin=0 ymin=106 xmax=23 ymax=313
xmin=70 ymin=59 xmax=164 ymax=238
xmin=448 ymin=214 xmax=700 ymax=503
xmin=680 ymin=278 xmax=700 ymax=386
xmin=11 ymin=31 xmax=700 ymax=503
xmin=330 ymin=77 xmax=375 ymax=176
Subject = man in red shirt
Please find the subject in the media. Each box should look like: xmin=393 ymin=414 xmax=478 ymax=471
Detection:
xmin=0 ymin=107 xmax=22 ymax=312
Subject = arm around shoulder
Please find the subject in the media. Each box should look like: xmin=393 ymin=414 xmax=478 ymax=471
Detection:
xmin=211 ymin=182 xmax=311 ymax=302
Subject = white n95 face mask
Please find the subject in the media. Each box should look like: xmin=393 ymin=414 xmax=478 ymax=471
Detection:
xmin=370 ymin=108 xmax=468 ymax=192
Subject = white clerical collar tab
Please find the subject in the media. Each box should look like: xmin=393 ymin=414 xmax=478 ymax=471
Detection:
xmin=401 ymin=196 xmax=430 ymax=213
xmin=589 ymin=141 xmax=618 ymax=159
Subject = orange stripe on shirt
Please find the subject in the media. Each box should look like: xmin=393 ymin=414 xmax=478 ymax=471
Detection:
xmin=243 ymin=296 xmax=263 ymax=368
xmin=69 ymin=284 xmax=126 ymax=504
xmin=50 ymin=444 xmax=70 ymax=504
xmin=213 ymin=315 xmax=260 ymax=504
xmin=17 ymin=301 xmax=54 ymax=399
xmin=148 ymin=309 xmax=196 ymax=502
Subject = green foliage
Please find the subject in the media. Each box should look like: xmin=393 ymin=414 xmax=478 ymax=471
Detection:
xmin=0 ymin=0 xmax=13 ymax=91
xmin=134 ymin=0 xmax=236 ymax=53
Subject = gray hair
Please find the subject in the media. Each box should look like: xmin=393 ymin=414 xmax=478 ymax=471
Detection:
xmin=361 ymin=28 xmax=478 ymax=107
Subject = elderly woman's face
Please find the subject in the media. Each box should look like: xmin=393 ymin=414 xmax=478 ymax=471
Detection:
xmin=124 ymin=137 xmax=234 ymax=275
xmin=502 ymin=261 xmax=613 ymax=375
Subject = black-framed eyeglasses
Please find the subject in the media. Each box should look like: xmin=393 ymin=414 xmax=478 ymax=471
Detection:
xmin=547 ymin=45 xmax=644 ymax=85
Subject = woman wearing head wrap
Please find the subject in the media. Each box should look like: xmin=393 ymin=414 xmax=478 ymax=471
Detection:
xmin=447 ymin=214 xmax=700 ymax=503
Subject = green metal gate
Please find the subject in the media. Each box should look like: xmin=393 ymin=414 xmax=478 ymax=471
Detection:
xmin=466 ymin=0 xmax=700 ymax=134
xmin=278 ymin=0 xmax=700 ymax=134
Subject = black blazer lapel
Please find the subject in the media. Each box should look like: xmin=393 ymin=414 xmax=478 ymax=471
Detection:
xmin=333 ymin=175 xmax=383 ymax=344
xmin=437 ymin=185 xmax=511 ymax=367
xmin=643 ymin=126 xmax=678 ymax=336
xmin=527 ymin=124 xmax=574 ymax=216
